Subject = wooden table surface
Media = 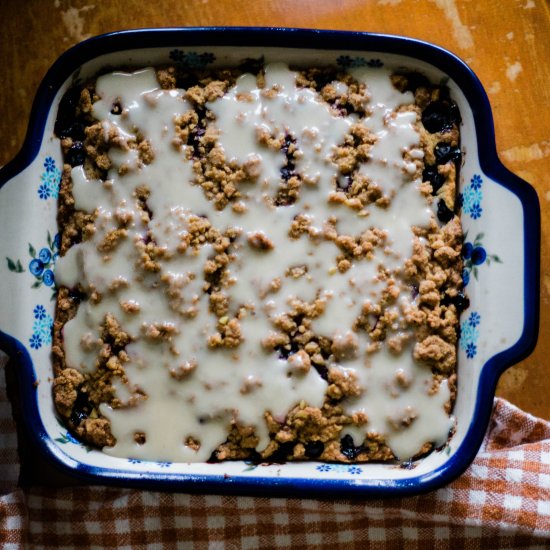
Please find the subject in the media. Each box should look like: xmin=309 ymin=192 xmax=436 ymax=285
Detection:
xmin=0 ymin=0 xmax=548 ymax=419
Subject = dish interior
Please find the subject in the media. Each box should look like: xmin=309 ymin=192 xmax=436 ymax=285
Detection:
xmin=0 ymin=41 xmax=526 ymax=487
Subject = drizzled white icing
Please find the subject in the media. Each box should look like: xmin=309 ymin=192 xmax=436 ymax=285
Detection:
xmin=56 ymin=64 xmax=453 ymax=462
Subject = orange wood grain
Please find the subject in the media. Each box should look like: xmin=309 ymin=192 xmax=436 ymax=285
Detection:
xmin=0 ymin=0 xmax=548 ymax=418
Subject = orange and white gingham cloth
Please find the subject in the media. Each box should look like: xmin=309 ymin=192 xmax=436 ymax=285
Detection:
xmin=1 ymin=356 xmax=549 ymax=549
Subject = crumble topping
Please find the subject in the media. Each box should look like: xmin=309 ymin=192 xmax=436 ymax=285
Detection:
xmin=53 ymin=63 xmax=463 ymax=463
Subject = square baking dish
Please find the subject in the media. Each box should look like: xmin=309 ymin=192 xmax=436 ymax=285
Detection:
xmin=0 ymin=28 xmax=539 ymax=496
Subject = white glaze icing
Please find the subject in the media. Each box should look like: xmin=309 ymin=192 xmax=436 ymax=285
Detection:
xmin=56 ymin=64 xmax=453 ymax=462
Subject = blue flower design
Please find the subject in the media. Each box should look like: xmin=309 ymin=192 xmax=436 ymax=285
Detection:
xmin=43 ymin=269 xmax=55 ymax=287
xmin=29 ymin=258 xmax=44 ymax=276
xmin=33 ymin=313 xmax=53 ymax=345
xmin=471 ymin=246 xmax=487 ymax=265
xmin=169 ymin=49 xmax=184 ymax=62
xmin=367 ymin=59 xmax=383 ymax=68
xmin=39 ymin=248 xmax=52 ymax=263
xmin=468 ymin=312 xmax=481 ymax=327
xmin=470 ymin=174 xmax=482 ymax=190
xmin=10 ymin=231 xmax=60 ymax=298
xmin=348 ymin=466 xmax=362 ymax=475
xmin=470 ymin=203 xmax=483 ymax=220
xmin=44 ymin=157 xmax=56 ymax=172
xmin=65 ymin=431 xmax=79 ymax=444
xmin=336 ymin=55 xmax=353 ymax=68
xmin=40 ymin=168 xmax=61 ymax=199
xmin=38 ymin=184 xmax=50 ymax=200
xmin=128 ymin=458 xmax=142 ymax=464
xmin=460 ymin=322 xmax=479 ymax=345
xmin=200 ymin=52 xmax=215 ymax=65
xmin=465 ymin=342 xmax=477 ymax=359
xmin=461 ymin=174 xmax=484 ymax=219
xmin=169 ymin=50 xmax=215 ymax=68
xmin=316 ymin=464 xmax=332 ymax=472
xmin=336 ymin=55 xmax=384 ymax=69
xmin=185 ymin=52 xmax=202 ymax=67
xmin=462 ymin=188 xmax=483 ymax=214
xmin=462 ymin=233 xmax=501 ymax=284
xmin=157 ymin=461 xmax=171 ymax=468
xmin=460 ymin=311 xmax=481 ymax=359
xmin=29 ymin=333 xmax=42 ymax=349
xmin=33 ymin=305 xmax=46 ymax=320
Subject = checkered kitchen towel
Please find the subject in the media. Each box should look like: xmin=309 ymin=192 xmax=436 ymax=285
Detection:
xmin=1 ymin=356 xmax=549 ymax=548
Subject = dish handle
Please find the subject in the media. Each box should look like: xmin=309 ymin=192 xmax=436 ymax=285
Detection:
xmin=470 ymin=167 xmax=540 ymax=376
xmin=0 ymin=153 xmax=61 ymax=357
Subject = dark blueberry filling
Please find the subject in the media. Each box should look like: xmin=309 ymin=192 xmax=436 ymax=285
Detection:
xmin=312 ymin=363 xmax=329 ymax=382
xmin=421 ymin=100 xmax=461 ymax=134
xmin=453 ymin=291 xmax=470 ymax=312
xmin=189 ymin=107 xmax=207 ymax=159
xmin=276 ymin=340 xmax=300 ymax=360
xmin=441 ymin=291 xmax=470 ymax=312
xmin=206 ymin=451 xmax=221 ymax=463
xmin=275 ymin=134 xmax=299 ymax=204
xmin=55 ymin=86 xmax=83 ymax=139
xmin=340 ymin=434 xmax=363 ymax=460
xmin=434 ymin=142 xmax=462 ymax=165
xmin=280 ymin=166 xmax=295 ymax=182
xmin=400 ymin=458 xmax=415 ymax=470
xmin=68 ymin=287 xmax=86 ymax=304
xmin=70 ymin=391 xmax=92 ymax=426
xmin=422 ymin=165 xmax=445 ymax=194
xmin=336 ymin=101 xmax=356 ymax=116
xmin=436 ymin=199 xmax=454 ymax=223
xmin=238 ymin=57 xmax=264 ymax=75
xmin=110 ymin=101 xmax=122 ymax=115
xmin=304 ymin=440 xmax=325 ymax=458
xmin=175 ymin=73 xmax=199 ymax=90
xmin=396 ymin=71 xmax=430 ymax=93
xmin=65 ymin=141 xmax=86 ymax=167
xmin=269 ymin=441 xmax=295 ymax=463
xmin=311 ymin=69 xmax=339 ymax=92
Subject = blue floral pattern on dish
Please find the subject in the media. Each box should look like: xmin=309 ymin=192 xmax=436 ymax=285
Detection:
xmin=460 ymin=174 xmax=484 ymax=220
xmin=6 ymin=231 xmax=59 ymax=298
xmin=54 ymin=429 xmax=93 ymax=452
xmin=169 ymin=50 xmax=216 ymax=68
xmin=336 ymin=55 xmax=383 ymax=69
xmin=55 ymin=431 xmax=80 ymax=445
xmin=315 ymin=464 xmax=363 ymax=475
xmin=29 ymin=304 xmax=53 ymax=350
xmin=460 ymin=311 xmax=481 ymax=359
xmin=38 ymin=157 xmax=62 ymax=200
xmin=462 ymin=232 xmax=502 ymax=286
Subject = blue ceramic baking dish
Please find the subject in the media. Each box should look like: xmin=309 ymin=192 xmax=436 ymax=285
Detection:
xmin=0 ymin=28 xmax=540 ymax=496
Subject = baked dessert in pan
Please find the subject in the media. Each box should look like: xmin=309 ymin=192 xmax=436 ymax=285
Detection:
xmin=52 ymin=62 xmax=464 ymax=464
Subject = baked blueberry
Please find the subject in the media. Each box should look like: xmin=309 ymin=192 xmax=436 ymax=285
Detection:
xmin=340 ymin=434 xmax=361 ymax=460
xmin=421 ymin=100 xmax=461 ymax=134
xmin=437 ymin=200 xmax=454 ymax=223
xmin=70 ymin=391 xmax=92 ymax=426
xmin=434 ymin=142 xmax=462 ymax=165
xmin=422 ymin=165 xmax=445 ymax=194
xmin=65 ymin=142 xmax=86 ymax=167
xmin=304 ymin=440 xmax=325 ymax=458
